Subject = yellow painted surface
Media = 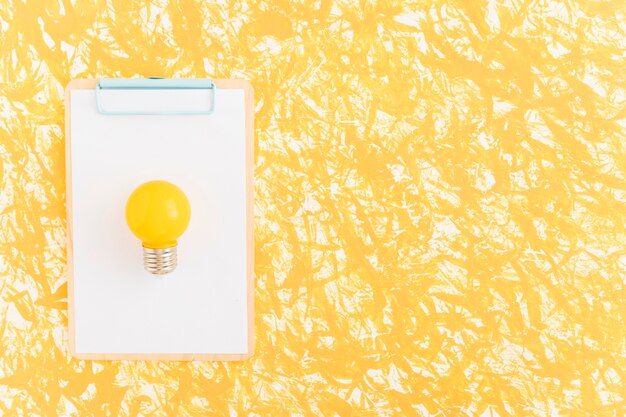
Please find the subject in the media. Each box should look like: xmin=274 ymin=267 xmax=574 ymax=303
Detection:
xmin=1 ymin=0 xmax=626 ymax=416
xmin=126 ymin=180 xmax=191 ymax=249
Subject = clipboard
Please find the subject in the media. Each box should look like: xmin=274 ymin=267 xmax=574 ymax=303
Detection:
xmin=65 ymin=78 xmax=254 ymax=361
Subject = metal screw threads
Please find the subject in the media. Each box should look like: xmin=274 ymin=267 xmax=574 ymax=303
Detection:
xmin=143 ymin=246 xmax=177 ymax=275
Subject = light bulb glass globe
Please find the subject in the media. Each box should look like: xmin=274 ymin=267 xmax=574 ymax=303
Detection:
xmin=125 ymin=180 xmax=191 ymax=275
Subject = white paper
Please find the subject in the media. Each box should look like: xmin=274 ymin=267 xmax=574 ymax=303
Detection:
xmin=71 ymin=88 xmax=248 ymax=355
xmin=97 ymin=88 xmax=214 ymax=114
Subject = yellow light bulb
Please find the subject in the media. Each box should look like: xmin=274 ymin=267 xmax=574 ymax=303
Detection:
xmin=125 ymin=180 xmax=191 ymax=275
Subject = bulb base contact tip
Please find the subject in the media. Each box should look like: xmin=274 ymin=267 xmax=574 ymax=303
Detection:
xmin=143 ymin=246 xmax=177 ymax=275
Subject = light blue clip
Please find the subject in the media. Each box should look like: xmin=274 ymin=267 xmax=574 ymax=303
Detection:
xmin=96 ymin=77 xmax=216 ymax=115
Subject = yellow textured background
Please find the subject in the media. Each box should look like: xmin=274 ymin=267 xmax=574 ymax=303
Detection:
xmin=1 ymin=0 xmax=626 ymax=416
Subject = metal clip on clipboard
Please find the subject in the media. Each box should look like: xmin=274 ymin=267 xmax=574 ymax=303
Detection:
xmin=95 ymin=78 xmax=216 ymax=115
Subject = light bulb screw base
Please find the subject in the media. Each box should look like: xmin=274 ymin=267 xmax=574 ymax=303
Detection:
xmin=143 ymin=246 xmax=177 ymax=275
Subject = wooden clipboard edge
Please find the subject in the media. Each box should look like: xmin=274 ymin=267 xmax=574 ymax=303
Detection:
xmin=64 ymin=78 xmax=255 ymax=361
